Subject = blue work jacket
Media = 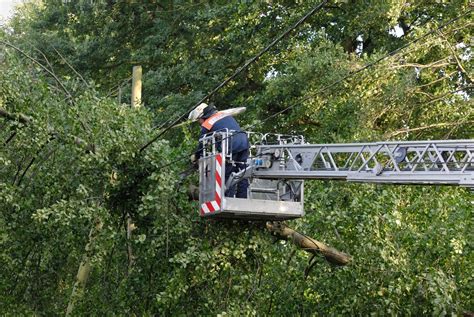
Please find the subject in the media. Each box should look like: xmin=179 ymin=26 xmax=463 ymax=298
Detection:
xmin=197 ymin=112 xmax=249 ymax=158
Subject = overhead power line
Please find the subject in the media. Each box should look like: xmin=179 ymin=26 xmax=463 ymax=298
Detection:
xmin=148 ymin=7 xmax=472 ymax=173
xmin=255 ymin=8 xmax=473 ymax=128
xmin=139 ymin=0 xmax=330 ymax=153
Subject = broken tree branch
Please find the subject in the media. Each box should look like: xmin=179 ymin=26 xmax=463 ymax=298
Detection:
xmin=266 ymin=222 xmax=351 ymax=266
xmin=0 ymin=107 xmax=96 ymax=153
xmin=1 ymin=40 xmax=92 ymax=133
xmin=0 ymin=40 xmax=73 ymax=100
xmin=0 ymin=107 xmax=32 ymax=124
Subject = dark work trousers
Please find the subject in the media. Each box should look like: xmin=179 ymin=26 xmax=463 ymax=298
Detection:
xmin=224 ymin=149 xmax=249 ymax=198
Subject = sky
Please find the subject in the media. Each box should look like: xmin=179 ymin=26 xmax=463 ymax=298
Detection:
xmin=0 ymin=0 xmax=20 ymax=22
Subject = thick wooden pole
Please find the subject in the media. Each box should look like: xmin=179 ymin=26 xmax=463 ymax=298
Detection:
xmin=127 ymin=66 xmax=142 ymax=271
xmin=127 ymin=66 xmax=140 ymax=267
xmin=66 ymin=219 xmax=103 ymax=316
xmin=266 ymin=222 xmax=351 ymax=266
xmin=131 ymin=66 xmax=142 ymax=108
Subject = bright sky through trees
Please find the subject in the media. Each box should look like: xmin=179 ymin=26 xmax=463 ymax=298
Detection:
xmin=0 ymin=0 xmax=18 ymax=21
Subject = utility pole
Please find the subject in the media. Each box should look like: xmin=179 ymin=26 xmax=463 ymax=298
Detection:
xmin=126 ymin=66 xmax=142 ymax=274
xmin=131 ymin=65 xmax=142 ymax=108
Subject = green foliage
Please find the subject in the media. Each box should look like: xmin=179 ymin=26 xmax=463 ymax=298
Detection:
xmin=1 ymin=1 xmax=472 ymax=315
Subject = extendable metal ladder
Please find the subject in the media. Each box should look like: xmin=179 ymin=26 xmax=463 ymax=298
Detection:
xmin=198 ymin=131 xmax=473 ymax=220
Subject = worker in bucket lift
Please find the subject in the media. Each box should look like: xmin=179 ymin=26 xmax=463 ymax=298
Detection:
xmin=189 ymin=103 xmax=249 ymax=198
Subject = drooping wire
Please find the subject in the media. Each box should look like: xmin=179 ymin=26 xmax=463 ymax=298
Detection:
xmin=147 ymin=7 xmax=472 ymax=173
xmin=255 ymin=8 xmax=473 ymax=128
xmin=139 ymin=0 xmax=330 ymax=153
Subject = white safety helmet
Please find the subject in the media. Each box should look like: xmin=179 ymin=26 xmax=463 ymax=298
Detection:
xmin=188 ymin=103 xmax=208 ymax=121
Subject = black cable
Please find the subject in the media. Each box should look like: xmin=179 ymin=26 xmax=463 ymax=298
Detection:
xmin=255 ymin=8 xmax=472 ymax=127
xmin=149 ymin=8 xmax=471 ymax=175
xmin=139 ymin=0 xmax=330 ymax=153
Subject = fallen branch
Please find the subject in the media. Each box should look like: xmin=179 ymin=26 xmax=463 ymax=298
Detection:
xmin=1 ymin=40 xmax=92 ymax=133
xmin=184 ymin=191 xmax=351 ymax=266
xmin=0 ymin=107 xmax=95 ymax=153
xmin=0 ymin=107 xmax=31 ymax=124
xmin=266 ymin=222 xmax=351 ymax=266
xmin=0 ymin=40 xmax=73 ymax=100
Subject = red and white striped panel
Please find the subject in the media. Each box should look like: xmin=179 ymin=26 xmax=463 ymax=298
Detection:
xmin=200 ymin=153 xmax=223 ymax=215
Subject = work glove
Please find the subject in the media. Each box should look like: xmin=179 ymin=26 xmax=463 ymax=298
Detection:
xmin=190 ymin=154 xmax=198 ymax=165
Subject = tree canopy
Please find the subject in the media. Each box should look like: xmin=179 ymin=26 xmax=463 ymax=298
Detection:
xmin=1 ymin=1 xmax=472 ymax=315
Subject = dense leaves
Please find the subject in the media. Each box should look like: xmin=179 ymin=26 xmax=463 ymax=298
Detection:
xmin=1 ymin=1 xmax=472 ymax=315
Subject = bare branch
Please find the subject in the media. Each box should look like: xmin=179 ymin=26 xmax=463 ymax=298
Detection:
xmin=410 ymin=71 xmax=457 ymax=90
xmin=0 ymin=40 xmax=73 ymax=100
xmin=0 ymin=107 xmax=96 ymax=153
xmin=4 ymin=132 xmax=17 ymax=145
xmin=106 ymin=76 xmax=132 ymax=98
xmin=384 ymin=120 xmax=473 ymax=138
xmin=52 ymin=46 xmax=89 ymax=87
xmin=414 ymin=90 xmax=435 ymax=99
xmin=26 ymin=144 xmax=59 ymax=187
xmin=449 ymin=22 xmax=474 ymax=33
xmin=389 ymin=60 xmax=452 ymax=70
xmin=1 ymin=41 xmax=93 ymax=134
xmin=0 ymin=107 xmax=32 ymax=124
xmin=424 ymin=86 xmax=474 ymax=104
xmin=437 ymin=30 xmax=472 ymax=83
xmin=33 ymin=46 xmax=55 ymax=75
xmin=17 ymin=136 xmax=55 ymax=186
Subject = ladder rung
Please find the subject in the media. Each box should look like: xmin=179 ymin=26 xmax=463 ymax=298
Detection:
xmin=250 ymin=187 xmax=279 ymax=194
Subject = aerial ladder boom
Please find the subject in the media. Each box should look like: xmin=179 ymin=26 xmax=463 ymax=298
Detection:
xmin=250 ymin=138 xmax=474 ymax=187
xmin=198 ymin=131 xmax=473 ymax=220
